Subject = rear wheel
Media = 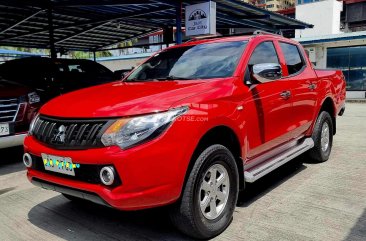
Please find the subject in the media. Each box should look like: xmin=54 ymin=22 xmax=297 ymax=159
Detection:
xmin=308 ymin=111 xmax=333 ymax=162
xmin=169 ymin=144 xmax=239 ymax=239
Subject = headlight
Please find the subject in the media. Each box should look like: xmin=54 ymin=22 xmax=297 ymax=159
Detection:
xmin=101 ymin=106 xmax=188 ymax=149
xmin=29 ymin=113 xmax=39 ymax=135
xmin=28 ymin=92 xmax=40 ymax=104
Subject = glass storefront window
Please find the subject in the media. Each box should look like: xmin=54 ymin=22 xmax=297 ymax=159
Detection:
xmin=327 ymin=46 xmax=366 ymax=91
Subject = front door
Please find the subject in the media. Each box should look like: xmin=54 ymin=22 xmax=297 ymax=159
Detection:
xmin=243 ymin=41 xmax=294 ymax=160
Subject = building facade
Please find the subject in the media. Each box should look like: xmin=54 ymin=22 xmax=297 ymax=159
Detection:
xmin=242 ymin=0 xmax=295 ymax=11
xmin=295 ymin=0 xmax=366 ymax=98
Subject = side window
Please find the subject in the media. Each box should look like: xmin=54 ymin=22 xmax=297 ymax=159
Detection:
xmin=280 ymin=42 xmax=305 ymax=75
xmin=248 ymin=41 xmax=279 ymax=68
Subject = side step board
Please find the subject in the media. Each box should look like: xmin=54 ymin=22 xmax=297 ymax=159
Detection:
xmin=244 ymin=138 xmax=314 ymax=183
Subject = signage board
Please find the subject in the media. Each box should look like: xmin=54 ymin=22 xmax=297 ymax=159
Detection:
xmin=185 ymin=1 xmax=216 ymax=36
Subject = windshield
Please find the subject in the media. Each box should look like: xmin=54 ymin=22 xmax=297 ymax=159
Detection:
xmin=126 ymin=41 xmax=248 ymax=82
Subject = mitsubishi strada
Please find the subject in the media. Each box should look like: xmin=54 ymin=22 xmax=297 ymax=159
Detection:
xmin=24 ymin=33 xmax=346 ymax=239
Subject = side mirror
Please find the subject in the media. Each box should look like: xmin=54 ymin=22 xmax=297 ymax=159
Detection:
xmin=252 ymin=63 xmax=282 ymax=83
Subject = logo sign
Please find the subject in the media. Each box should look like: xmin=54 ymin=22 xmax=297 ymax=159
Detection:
xmin=53 ymin=125 xmax=66 ymax=143
xmin=185 ymin=1 xmax=216 ymax=36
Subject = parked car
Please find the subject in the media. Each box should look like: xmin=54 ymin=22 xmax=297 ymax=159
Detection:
xmin=24 ymin=33 xmax=346 ymax=239
xmin=0 ymin=57 xmax=118 ymax=102
xmin=0 ymin=80 xmax=40 ymax=149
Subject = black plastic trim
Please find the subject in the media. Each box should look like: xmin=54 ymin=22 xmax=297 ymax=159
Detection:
xmin=32 ymin=178 xmax=111 ymax=207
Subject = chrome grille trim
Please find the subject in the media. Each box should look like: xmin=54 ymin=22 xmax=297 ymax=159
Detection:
xmin=0 ymin=97 xmax=19 ymax=122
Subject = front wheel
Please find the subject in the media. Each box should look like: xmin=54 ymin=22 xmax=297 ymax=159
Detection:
xmin=308 ymin=111 xmax=334 ymax=162
xmin=169 ymin=144 xmax=239 ymax=239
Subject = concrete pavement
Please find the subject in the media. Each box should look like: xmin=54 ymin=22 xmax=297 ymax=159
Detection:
xmin=0 ymin=103 xmax=365 ymax=241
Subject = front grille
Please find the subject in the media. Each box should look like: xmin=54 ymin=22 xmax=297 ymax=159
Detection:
xmin=0 ymin=98 xmax=19 ymax=122
xmin=33 ymin=116 xmax=110 ymax=149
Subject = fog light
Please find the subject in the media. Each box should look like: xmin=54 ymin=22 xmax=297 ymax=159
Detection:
xmin=100 ymin=166 xmax=115 ymax=186
xmin=23 ymin=153 xmax=33 ymax=168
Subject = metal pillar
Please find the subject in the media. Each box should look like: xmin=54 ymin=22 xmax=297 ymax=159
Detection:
xmin=93 ymin=51 xmax=96 ymax=62
xmin=175 ymin=1 xmax=182 ymax=44
xmin=47 ymin=6 xmax=57 ymax=59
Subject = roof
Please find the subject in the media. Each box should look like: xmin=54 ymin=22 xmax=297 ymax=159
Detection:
xmin=2 ymin=56 xmax=107 ymax=64
xmin=0 ymin=0 xmax=312 ymax=52
xmin=95 ymin=33 xmax=291 ymax=61
xmin=0 ymin=48 xmax=43 ymax=56
xmin=294 ymin=31 xmax=366 ymax=45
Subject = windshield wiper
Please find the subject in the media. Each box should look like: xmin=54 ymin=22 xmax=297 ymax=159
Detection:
xmin=156 ymin=75 xmax=191 ymax=81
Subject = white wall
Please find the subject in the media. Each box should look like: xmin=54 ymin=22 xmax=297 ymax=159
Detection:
xmin=98 ymin=58 xmax=147 ymax=71
xmin=295 ymin=0 xmax=343 ymax=38
xmin=347 ymin=91 xmax=366 ymax=99
xmin=303 ymin=45 xmax=327 ymax=68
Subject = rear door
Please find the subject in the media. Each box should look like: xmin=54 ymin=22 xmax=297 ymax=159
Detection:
xmin=278 ymin=41 xmax=318 ymax=137
xmin=244 ymin=41 xmax=294 ymax=159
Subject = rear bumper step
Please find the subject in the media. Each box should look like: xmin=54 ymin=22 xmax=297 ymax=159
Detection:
xmin=244 ymin=138 xmax=314 ymax=183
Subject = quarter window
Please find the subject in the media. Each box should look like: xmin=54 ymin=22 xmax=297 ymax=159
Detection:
xmin=280 ymin=42 xmax=305 ymax=75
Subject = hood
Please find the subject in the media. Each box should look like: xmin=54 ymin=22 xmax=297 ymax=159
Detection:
xmin=0 ymin=80 xmax=30 ymax=98
xmin=40 ymin=80 xmax=219 ymax=118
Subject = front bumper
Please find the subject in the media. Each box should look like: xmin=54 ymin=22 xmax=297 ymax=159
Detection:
xmin=32 ymin=178 xmax=111 ymax=207
xmin=0 ymin=133 xmax=27 ymax=149
xmin=24 ymin=123 xmax=198 ymax=210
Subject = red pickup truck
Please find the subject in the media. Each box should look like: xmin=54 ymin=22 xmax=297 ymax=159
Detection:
xmin=24 ymin=33 xmax=346 ymax=239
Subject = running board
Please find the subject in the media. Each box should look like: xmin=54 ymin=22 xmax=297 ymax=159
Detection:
xmin=244 ymin=138 xmax=314 ymax=183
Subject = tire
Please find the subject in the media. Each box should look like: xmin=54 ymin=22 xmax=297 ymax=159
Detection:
xmin=308 ymin=111 xmax=333 ymax=163
xmin=170 ymin=144 xmax=239 ymax=240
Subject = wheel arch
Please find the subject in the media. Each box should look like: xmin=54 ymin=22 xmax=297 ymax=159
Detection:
xmin=318 ymin=97 xmax=336 ymax=135
xmin=183 ymin=125 xmax=244 ymax=194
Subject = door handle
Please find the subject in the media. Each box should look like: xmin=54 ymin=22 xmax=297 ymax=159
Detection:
xmin=280 ymin=90 xmax=291 ymax=99
xmin=308 ymin=83 xmax=317 ymax=90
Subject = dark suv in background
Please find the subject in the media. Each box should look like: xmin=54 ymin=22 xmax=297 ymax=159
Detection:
xmin=0 ymin=57 xmax=118 ymax=148
xmin=0 ymin=57 xmax=117 ymax=102
xmin=0 ymin=80 xmax=40 ymax=149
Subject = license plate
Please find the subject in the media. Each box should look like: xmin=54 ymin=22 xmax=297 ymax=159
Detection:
xmin=41 ymin=154 xmax=76 ymax=176
xmin=0 ymin=123 xmax=10 ymax=136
